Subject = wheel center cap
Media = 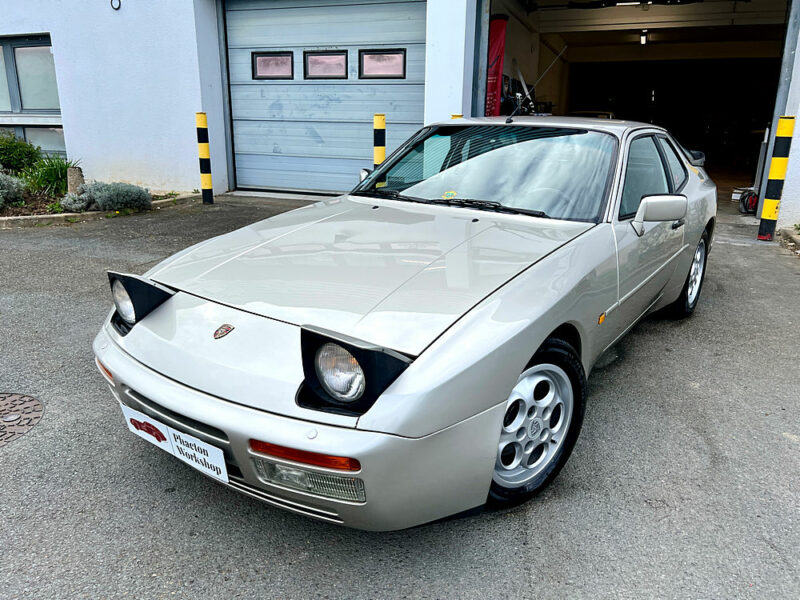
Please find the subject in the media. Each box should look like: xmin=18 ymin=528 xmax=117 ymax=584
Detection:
xmin=528 ymin=419 xmax=543 ymax=438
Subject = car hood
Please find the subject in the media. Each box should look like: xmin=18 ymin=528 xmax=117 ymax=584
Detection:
xmin=148 ymin=195 xmax=592 ymax=355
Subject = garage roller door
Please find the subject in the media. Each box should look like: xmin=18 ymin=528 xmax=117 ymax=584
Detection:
xmin=225 ymin=0 xmax=426 ymax=192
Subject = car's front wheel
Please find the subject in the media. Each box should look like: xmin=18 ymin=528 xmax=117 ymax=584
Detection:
xmin=488 ymin=338 xmax=587 ymax=507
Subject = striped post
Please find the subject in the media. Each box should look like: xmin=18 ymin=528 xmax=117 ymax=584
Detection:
xmin=196 ymin=112 xmax=213 ymax=205
xmin=373 ymin=113 xmax=386 ymax=170
xmin=758 ymin=116 xmax=794 ymax=240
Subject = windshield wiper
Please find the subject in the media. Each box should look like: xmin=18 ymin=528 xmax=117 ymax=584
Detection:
xmin=352 ymin=189 xmax=430 ymax=204
xmin=427 ymin=198 xmax=550 ymax=219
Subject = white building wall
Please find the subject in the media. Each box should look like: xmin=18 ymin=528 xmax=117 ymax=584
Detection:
xmin=423 ymin=0 xmax=478 ymax=124
xmin=0 ymin=0 xmax=228 ymax=193
xmin=779 ymin=33 xmax=800 ymax=230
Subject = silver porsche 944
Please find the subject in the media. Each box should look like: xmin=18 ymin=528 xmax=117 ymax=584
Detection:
xmin=94 ymin=117 xmax=716 ymax=531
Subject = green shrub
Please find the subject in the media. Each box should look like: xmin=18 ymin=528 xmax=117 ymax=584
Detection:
xmin=21 ymin=155 xmax=80 ymax=197
xmin=60 ymin=191 xmax=87 ymax=213
xmin=0 ymin=131 xmax=42 ymax=173
xmin=79 ymin=181 xmax=151 ymax=212
xmin=0 ymin=172 xmax=25 ymax=209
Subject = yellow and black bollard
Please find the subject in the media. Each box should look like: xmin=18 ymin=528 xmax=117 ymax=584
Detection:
xmin=196 ymin=112 xmax=213 ymax=205
xmin=758 ymin=116 xmax=794 ymax=241
xmin=373 ymin=113 xmax=386 ymax=171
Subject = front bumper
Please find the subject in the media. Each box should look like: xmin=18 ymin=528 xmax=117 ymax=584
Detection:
xmin=94 ymin=327 xmax=502 ymax=531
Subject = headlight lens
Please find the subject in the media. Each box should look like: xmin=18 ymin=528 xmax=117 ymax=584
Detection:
xmin=112 ymin=279 xmax=136 ymax=324
xmin=314 ymin=343 xmax=365 ymax=402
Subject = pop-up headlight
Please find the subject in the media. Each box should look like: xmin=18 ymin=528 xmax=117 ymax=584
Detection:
xmin=107 ymin=272 xmax=175 ymax=335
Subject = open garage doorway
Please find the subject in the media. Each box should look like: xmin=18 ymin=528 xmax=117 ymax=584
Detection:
xmin=487 ymin=0 xmax=788 ymax=198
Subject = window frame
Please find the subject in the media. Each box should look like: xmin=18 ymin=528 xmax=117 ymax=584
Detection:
xmin=617 ymin=133 xmax=673 ymax=221
xmin=656 ymin=134 xmax=688 ymax=193
xmin=303 ymin=50 xmax=348 ymax=80
xmin=358 ymin=48 xmax=407 ymax=80
xmin=0 ymin=35 xmax=59 ymax=115
xmin=251 ymin=51 xmax=294 ymax=80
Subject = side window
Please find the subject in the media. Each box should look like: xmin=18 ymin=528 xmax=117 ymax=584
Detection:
xmin=657 ymin=137 xmax=688 ymax=190
xmin=619 ymin=136 xmax=669 ymax=219
xmin=383 ymin=134 xmax=451 ymax=187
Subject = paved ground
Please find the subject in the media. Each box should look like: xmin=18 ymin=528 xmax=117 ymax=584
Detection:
xmin=1 ymin=194 xmax=798 ymax=599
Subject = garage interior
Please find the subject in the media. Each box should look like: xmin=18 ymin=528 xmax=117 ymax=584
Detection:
xmin=490 ymin=0 xmax=788 ymax=195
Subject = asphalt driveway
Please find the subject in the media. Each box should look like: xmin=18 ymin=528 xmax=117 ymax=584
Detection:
xmin=1 ymin=195 xmax=798 ymax=599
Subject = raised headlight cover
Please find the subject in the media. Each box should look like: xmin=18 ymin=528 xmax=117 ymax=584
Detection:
xmin=107 ymin=272 xmax=175 ymax=335
xmin=315 ymin=343 xmax=366 ymax=402
xmin=298 ymin=327 xmax=412 ymax=417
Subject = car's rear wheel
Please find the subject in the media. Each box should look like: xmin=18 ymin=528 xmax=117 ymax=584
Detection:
xmin=667 ymin=231 xmax=708 ymax=318
xmin=488 ymin=338 xmax=586 ymax=507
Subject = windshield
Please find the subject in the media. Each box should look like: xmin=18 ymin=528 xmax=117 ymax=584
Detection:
xmin=356 ymin=125 xmax=618 ymax=222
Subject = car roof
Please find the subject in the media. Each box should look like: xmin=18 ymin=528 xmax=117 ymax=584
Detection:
xmin=432 ymin=116 xmax=664 ymax=137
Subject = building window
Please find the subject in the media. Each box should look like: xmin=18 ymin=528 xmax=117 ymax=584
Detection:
xmin=0 ymin=35 xmax=64 ymax=155
xmin=0 ymin=48 xmax=11 ymax=112
xmin=304 ymin=51 xmax=347 ymax=80
xmin=24 ymin=126 xmax=65 ymax=154
xmin=14 ymin=46 xmax=60 ymax=109
xmin=0 ymin=126 xmax=66 ymax=156
xmin=252 ymin=52 xmax=293 ymax=80
xmin=359 ymin=49 xmax=406 ymax=79
xmin=0 ymin=36 xmax=60 ymax=113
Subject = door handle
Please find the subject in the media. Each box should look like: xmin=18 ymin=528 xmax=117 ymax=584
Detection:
xmin=671 ymin=219 xmax=685 ymax=230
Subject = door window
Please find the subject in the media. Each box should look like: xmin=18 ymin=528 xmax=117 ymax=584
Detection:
xmin=657 ymin=136 xmax=688 ymax=190
xmin=619 ymin=136 xmax=669 ymax=219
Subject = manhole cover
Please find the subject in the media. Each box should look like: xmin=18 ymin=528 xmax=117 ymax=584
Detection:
xmin=0 ymin=394 xmax=43 ymax=448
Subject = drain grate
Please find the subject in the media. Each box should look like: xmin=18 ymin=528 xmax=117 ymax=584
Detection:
xmin=0 ymin=393 xmax=44 ymax=448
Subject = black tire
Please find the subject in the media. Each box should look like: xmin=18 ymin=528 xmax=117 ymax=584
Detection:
xmin=667 ymin=231 xmax=709 ymax=318
xmin=739 ymin=190 xmax=758 ymax=214
xmin=488 ymin=337 xmax=587 ymax=508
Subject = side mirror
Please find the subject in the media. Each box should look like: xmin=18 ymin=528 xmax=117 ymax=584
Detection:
xmin=631 ymin=194 xmax=687 ymax=237
xmin=359 ymin=168 xmax=372 ymax=182
xmin=688 ymin=150 xmax=705 ymax=167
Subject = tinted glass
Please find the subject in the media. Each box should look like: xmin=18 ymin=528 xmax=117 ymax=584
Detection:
xmin=15 ymin=46 xmax=60 ymax=110
xmin=0 ymin=48 xmax=11 ymax=111
xmin=254 ymin=53 xmax=292 ymax=79
xmin=361 ymin=125 xmax=617 ymax=222
xmin=25 ymin=127 xmax=65 ymax=154
xmin=305 ymin=52 xmax=347 ymax=79
xmin=361 ymin=51 xmax=405 ymax=77
xmin=619 ymin=136 xmax=669 ymax=218
xmin=658 ymin=137 xmax=687 ymax=190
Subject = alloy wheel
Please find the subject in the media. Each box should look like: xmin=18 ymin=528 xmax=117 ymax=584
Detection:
xmin=687 ymin=239 xmax=706 ymax=306
xmin=493 ymin=363 xmax=574 ymax=488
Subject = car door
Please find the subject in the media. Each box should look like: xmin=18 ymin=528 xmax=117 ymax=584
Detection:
xmin=611 ymin=132 xmax=685 ymax=337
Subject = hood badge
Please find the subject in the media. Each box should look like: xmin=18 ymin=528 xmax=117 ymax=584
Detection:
xmin=213 ymin=324 xmax=234 ymax=339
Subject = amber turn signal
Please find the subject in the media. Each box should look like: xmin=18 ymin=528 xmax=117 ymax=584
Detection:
xmin=249 ymin=439 xmax=361 ymax=472
xmin=96 ymin=358 xmax=114 ymax=381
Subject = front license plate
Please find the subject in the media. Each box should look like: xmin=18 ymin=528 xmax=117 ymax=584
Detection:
xmin=119 ymin=403 xmax=228 ymax=483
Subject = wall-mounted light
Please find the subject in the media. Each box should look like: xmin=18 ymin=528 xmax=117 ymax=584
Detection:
xmin=640 ymin=29 xmax=648 ymax=45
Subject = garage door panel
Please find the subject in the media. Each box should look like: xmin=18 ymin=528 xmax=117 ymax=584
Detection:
xmin=233 ymin=120 xmax=420 ymax=161
xmin=230 ymin=83 xmax=424 ymax=123
xmin=226 ymin=0 xmax=425 ymax=191
xmin=226 ymin=2 xmax=426 ymax=48
xmin=236 ymin=153 xmax=366 ymax=191
xmin=227 ymin=45 xmax=426 ymax=84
